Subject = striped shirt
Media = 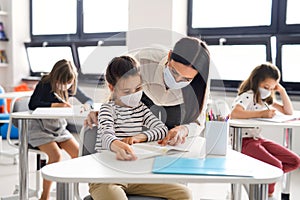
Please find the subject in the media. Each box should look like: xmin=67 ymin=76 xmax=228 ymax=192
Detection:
xmin=95 ymin=101 xmax=168 ymax=151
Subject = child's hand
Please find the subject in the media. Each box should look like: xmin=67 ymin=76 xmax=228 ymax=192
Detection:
xmin=260 ymin=109 xmax=276 ymax=118
xmin=121 ymin=134 xmax=147 ymax=144
xmin=51 ymin=102 xmax=72 ymax=107
xmin=121 ymin=137 xmax=136 ymax=145
xmin=111 ymin=140 xmax=137 ymax=161
xmin=80 ymin=103 xmax=91 ymax=113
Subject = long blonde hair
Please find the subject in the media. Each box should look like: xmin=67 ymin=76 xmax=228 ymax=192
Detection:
xmin=41 ymin=59 xmax=78 ymax=101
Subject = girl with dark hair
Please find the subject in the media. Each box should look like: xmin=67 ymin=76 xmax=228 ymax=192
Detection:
xmin=231 ymin=63 xmax=300 ymax=200
xmin=89 ymin=55 xmax=191 ymax=200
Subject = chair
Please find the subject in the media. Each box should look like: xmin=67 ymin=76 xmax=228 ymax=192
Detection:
xmin=0 ymin=85 xmax=19 ymax=164
xmin=0 ymin=96 xmax=49 ymax=200
xmin=74 ymin=126 xmax=166 ymax=200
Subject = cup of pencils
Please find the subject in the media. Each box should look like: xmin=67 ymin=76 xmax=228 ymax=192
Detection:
xmin=205 ymin=109 xmax=229 ymax=156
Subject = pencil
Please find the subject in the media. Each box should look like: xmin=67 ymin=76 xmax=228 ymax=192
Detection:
xmin=54 ymin=92 xmax=68 ymax=104
xmin=264 ymin=102 xmax=270 ymax=110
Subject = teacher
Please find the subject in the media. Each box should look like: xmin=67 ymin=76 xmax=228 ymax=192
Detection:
xmin=85 ymin=36 xmax=211 ymax=145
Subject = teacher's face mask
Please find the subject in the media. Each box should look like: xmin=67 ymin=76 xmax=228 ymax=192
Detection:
xmin=258 ymin=87 xmax=271 ymax=99
xmin=163 ymin=66 xmax=191 ymax=90
xmin=120 ymin=90 xmax=143 ymax=107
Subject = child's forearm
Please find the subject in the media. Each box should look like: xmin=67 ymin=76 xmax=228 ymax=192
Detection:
xmin=231 ymin=109 xmax=265 ymax=119
xmin=278 ymin=89 xmax=293 ymax=114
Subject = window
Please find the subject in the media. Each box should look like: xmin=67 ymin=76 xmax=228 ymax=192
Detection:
xmin=191 ymin=0 xmax=272 ymax=28
xmin=31 ymin=0 xmax=77 ymax=36
xmin=204 ymin=36 xmax=271 ymax=90
xmin=188 ymin=0 xmax=276 ymax=35
xmin=30 ymin=0 xmax=128 ymax=41
xmin=83 ymin=0 xmax=128 ymax=34
xmin=25 ymin=45 xmax=74 ymax=76
xmin=209 ymin=44 xmax=267 ymax=81
xmin=77 ymin=45 xmax=128 ymax=75
xmin=28 ymin=0 xmax=128 ymax=82
xmin=281 ymin=44 xmax=300 ymax=83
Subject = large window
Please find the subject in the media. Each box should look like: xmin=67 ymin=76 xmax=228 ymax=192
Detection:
xmin=188 ymin=0 xmax=300 ymax=94
xmin=28 ymin=0 xmax=128 ymax=82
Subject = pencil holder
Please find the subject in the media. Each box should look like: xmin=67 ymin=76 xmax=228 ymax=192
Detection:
xmin=205 ymin=121 xmax=228 ymax=156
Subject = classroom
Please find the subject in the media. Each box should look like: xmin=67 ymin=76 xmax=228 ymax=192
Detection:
xmin=0 ymin=0 xmax=299 ymax=200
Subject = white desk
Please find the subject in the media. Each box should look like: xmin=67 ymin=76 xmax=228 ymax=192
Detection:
xmin=229 ymin=118 xmax=300 ymax=198
xmin=42 ymin=148 xmax=283 ymax=200
xmin=0 ymin=91 xmax=33 ymax=111
xmin=10 ymin=110 xmax=87 ymax=200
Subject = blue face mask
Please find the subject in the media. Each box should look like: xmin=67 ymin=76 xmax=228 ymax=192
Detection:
xmin=163 ymin=66 xmax=191 ymax=89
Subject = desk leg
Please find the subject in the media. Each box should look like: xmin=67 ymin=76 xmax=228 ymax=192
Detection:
xmin=282 ymin=128 xmax=292 ymax=196
xmin=232 ymin=127 xmax=243 ymax=152
xmin=19 ymin=119 xmax=29 ymax=200
xmin=231 ymin=183 xmax=242 ymax=200
xmin=231 ymin=127 xmax=243 ymax=200
xmin=249 ymin=184 xmax=268 ymax=200
xmin=56 ymin=182 xmax=73 ymax=200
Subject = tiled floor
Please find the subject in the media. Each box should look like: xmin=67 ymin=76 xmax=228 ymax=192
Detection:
xmin=0 ymin=136 xmax=299 ymax=200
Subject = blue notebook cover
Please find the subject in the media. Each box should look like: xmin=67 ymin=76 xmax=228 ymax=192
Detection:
xmin=152 ymin=156 xmax=253 ymax=177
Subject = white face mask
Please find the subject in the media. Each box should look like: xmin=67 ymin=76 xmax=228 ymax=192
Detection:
xmin=258 ymin=87 xmax=271 ymax=99
xmin=57 ymin=83 xmax=72 ymax=91
xmin=120 ymin=90 xmax=143 ymax=107
xmin=163 ymin=66 xmax=190 ymax=90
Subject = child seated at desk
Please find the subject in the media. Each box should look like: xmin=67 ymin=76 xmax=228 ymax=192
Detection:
xmin=90 ymin=55 xmax=191 ymax=200
xmin=230 ymin=63 xmax=300 ymax=200
xmin=28 ymin=59 xmax=93 ymax=200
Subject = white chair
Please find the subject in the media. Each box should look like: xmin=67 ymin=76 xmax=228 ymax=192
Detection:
xmin=74 ymin=126 xmax=166 ymax=200
xmin=0 ymin=85 xmax=19 ymax=164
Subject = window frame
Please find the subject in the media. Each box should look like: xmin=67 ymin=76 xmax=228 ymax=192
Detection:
xmin=276 ymin=35 xmax=300 ymax=95
xmin=29 ymin=0 xmax=127 ymax=42
xmin=187 ymin=0 xmax=279 ymax=36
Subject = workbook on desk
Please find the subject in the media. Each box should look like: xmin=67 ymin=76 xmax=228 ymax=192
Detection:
xmin=31 ymin=105 xmax=89 ymax=117
xmin=152 ymin=156 xmax=253 ymax=177
xmin=132 ymin=142 xmax=189 ymax=160
xmin=254 ymin=111 xmax=300 ymax=123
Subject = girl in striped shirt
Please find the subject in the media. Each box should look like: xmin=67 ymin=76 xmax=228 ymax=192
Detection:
xmin=89 ymin=55 xmax=192 ymax=200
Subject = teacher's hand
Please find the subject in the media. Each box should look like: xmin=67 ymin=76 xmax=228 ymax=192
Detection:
xmin=158 ymin=125 xmax=188 ymax=146
xmin=84 ymin=111 xmax=98 ymax=129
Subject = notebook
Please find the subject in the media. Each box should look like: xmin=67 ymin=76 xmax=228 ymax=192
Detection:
xmin=152 ymin=156 xmax=253 ymax=177
xmin=31 ymin=105 xmax=89 ymax=117
xmin=132 ymin=142 xmax=189 ymax=160
xmin=254 ymin=111 xmax=300 ymax=123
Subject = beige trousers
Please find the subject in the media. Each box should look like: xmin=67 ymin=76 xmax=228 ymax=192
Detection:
xmin=89 ymin=183 xmax=192 ymax=200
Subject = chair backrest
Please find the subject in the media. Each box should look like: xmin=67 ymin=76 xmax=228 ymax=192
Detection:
xmin=11 ymin=96 xmax=30 ymax=127
xmin=79 ymin=126 xmax=97 ymax=156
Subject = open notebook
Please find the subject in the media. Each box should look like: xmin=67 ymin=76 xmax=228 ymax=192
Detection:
xmin=131 ymin=142 xmax=190 ymax=160
xmin=254 ymin=111 xmax=300 ymax=123
xmin=152 ymin=156 xmax=253 ymax=177
xmin=31 ymin=105 xmax=89 ymax=117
